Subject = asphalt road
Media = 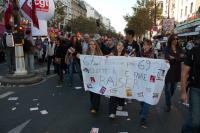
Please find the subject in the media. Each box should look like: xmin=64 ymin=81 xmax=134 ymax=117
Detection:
xmin=0 ymin=70 xmax=189 ymax=133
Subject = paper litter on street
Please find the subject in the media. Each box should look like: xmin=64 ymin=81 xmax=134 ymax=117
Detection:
xmin=37 ymin=103 xmax=40 ymax=106
xmin=90 ymin=128 xmax=99 ymax=133
xmin=8 ymin=97 xmax=18 ymax=101
xmin=32 ymin=99 xmax=38 ymax=101
xmin=127 ymin=118 xmax=131 ymax=121
xmin=12 ymin=107 xmax=16 ymax=111
xmin=40 ymin=110 xmax=48 ymax=115
xmin=56 ymin=85 xmax=62 ymax=88
xmin=75 ymin=86 xmax=82 ymax=90
xmin=30 ymin=107 xmax=39 ymax=111
xmin=15 ymin=103 xmax=19 ymax=105
xmin=116 ymin=111 xmax=128 ymax=117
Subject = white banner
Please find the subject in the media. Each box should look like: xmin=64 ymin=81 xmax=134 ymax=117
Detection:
xmin=80 ymin=55 xmax=170 ymax=105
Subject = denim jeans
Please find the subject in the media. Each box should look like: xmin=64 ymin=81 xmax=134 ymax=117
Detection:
xmin=56 ymin=63 xmax=64 ymax=82
xmin=46 ymin=56 xmax=55 ymax=73
xmin=25 ymin=53 xmax=34 ymax=73
xmin=6 ymin=47 xmax=15 ymax=73
xmin=68 ymin=59 xmax=82 ymax=84
xmin=182 ymin=87 xmax=200 ymax=133
xmin=140 ymin=102 xmax=150 ymax=120
xmin=164 ymin=82 xmax=178 ymax=107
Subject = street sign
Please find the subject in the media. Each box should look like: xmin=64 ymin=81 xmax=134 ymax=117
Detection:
xmin=163 ymin=18 xmax=174 ymax=32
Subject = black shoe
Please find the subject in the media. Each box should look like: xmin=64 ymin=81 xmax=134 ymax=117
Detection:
xmin=68 ymin=83 xmax=73 ymax=87
xmin=140 ymin=118 xmax=147 ymax=128
xmin=165 ymin=106 xmax=171 ymax=112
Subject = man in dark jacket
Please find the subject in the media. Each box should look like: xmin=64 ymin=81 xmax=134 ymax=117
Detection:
xmin=181 ymin=38 xmax=200 ymax=133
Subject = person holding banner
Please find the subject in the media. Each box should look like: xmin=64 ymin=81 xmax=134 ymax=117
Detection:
xmin=77 ymin=40 xmax=103 ymax=114
xmin=108 ymin=41 xmax=126 ymax=118
xmin=139 ymin=39 xmax=156 ymax=128
xmin=164 ymin=34 xmax=184 ymax=112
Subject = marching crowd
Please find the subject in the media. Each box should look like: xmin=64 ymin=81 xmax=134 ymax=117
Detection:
xmin=1 ymin=25 xmax=200 ymax=132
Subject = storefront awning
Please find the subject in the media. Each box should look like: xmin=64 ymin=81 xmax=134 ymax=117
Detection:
xmin=178 ymin=31 xmax=200 ymax=37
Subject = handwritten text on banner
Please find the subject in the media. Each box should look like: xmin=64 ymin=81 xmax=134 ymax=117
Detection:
xmin=80 ymin=55 xmax=170 ymax=105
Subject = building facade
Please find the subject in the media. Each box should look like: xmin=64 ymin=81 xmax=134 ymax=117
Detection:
xmin=71 ymin=0 xmax=87 ymax=19
xmin=59 ymin=0 xmax=72 ymax=25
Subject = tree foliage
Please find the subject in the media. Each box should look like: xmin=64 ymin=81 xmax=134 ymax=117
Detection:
xmin=124 ymin=0 xmax=162 ymax=36
xmin=70 ymin=16 xmax=109 ymax=35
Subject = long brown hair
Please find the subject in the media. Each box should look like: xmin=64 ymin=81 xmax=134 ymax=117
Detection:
xmin=87 ymin=40 xmax=103 ymax=56
xmin=113 ymin=41 xmax=126 ymax=56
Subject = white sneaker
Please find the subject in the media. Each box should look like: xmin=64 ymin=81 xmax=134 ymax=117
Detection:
xmin=117 ymin=106 xmax=123 ymax=111
xmin=109 ymin=114 xmax=116 ymax=118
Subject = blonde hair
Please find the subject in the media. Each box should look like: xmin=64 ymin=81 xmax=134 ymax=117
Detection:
xmin=87 ymin=40 xmax=103 ymax=56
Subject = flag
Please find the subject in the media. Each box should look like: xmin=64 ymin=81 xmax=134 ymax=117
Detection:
xmin=21 ymin=0 xmax=39 ymax=29
xmin=31 ymin=0 xmax=39 ymax=29
xmin=4 ymin=0 xmax=13 ymax=26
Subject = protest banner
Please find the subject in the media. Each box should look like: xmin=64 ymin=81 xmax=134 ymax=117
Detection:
xmin=80 ymin=55 xmax=170 ymax=105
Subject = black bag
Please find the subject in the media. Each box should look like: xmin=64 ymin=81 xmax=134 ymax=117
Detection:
xmin=23 ymin=38 xmax=33 ymax=53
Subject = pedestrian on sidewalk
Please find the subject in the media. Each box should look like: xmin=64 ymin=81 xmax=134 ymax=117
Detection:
xmin=181 ymin=38 xmax=200 ymax=133
xmin=76 ymin=40 xmax=103 ymax=114
xmin=23 ymin=30 xmax=35 ymax=73
xmin=2 ymin=25 xmax=15 ymax=73
xmin=139 ymin=39 xmax=156 ymax=128
xmin=54 ymin=38 xmax=67 ymax=84
xmin=164 ymin=34 xmax=184 ymax=112
xmin=46 ymin=40 xmax=56 ymax=75
xmin=108 ymin=41 xmax=126 ymax=119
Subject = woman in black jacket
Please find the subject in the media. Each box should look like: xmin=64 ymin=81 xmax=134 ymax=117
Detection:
xmin=164 ymin=34 xmax=184 ymax=112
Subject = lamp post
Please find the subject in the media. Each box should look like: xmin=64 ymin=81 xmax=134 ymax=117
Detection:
xmin=12 ymin=0 xmax=27 ymax=75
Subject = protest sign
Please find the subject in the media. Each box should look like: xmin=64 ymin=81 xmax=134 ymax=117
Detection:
xmin=80 ymin=55 xmax=170 ymax=105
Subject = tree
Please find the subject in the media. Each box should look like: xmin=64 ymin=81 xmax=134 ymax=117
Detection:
xmin=71 ymin=16 xmax=109 ymax=34
xmin=48 ymin=0 xmax=65 ymax=28
xmin=124 ymin=0 xmax=162 ymax=36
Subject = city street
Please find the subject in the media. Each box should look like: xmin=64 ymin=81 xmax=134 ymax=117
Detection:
xmin=0 ymin=64 xmax=188 ymax=133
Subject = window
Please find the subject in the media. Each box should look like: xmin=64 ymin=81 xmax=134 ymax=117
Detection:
xmin=190 ymin=2 xmax=193 ymax=13
xmin=181 ymin=9 xmax=183 ymax=18
xmin=185 ymin=6 xmax=187 ymax=16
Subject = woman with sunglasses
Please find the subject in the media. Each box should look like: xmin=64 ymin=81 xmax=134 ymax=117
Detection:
xmin=164 ymin=34 xmax=184 ymax=112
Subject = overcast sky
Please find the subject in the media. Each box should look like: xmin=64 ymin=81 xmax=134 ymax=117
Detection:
xmin=84 ymin=0 xmax=136 ymax=34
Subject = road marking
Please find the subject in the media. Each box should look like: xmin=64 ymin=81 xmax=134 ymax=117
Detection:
xmin=7 ymin=119 xmax=31 ymax=133
xmin=0 ymin=91 xmax=15 ymax=99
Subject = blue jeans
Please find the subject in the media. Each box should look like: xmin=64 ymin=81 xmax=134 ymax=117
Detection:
xmin=140 ymin=102 xmax=150 ymax=120
xmin=164 ymin=82 xmax=177 ymax=107
xmin=182 ymin=87 xmax=200 ymax=133
xmin=68 ymin=59 xmax=82 ymax=84
xmin=24 ymin=53 xmax=34 ymax=73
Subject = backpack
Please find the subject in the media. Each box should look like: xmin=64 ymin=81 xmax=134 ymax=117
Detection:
xmin=5 ymin=32 xmax=14 ymax=47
